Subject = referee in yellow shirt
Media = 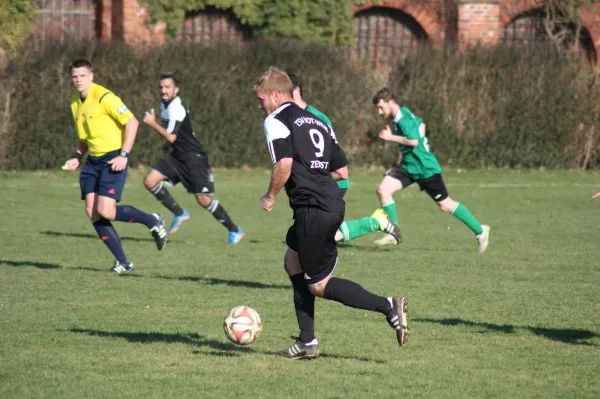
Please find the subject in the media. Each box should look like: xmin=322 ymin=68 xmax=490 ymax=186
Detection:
xmin=63 ymin=59 xmax=167 ymax=273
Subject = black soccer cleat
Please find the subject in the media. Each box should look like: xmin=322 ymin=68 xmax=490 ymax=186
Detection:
xmin=386 ymin=297 xmax=409 ymax=346
xmin=278 ymin=337 xmax=320 ymax=360
xmin=109 ymin=260 xmax=134 ymax=274
xmin=150 ymin=213 xmax=167 ymax=250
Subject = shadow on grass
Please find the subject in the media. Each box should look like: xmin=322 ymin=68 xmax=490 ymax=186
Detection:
xmin=73 ymin=267 xmax=289 ymax=290
xmin=416 ymin=317 xmax=599 ymax=346
xmin=261 ymin=350 xmax=387 ymax=364
xmin=41 ymin=230 xmax=157 ymax=243
xmin=0 ymin=259 xmax=61 ymax=269
xmin=68 ymin=329 xmax=386 ymax=363
xmin=68 ymin=328 xmax=251 ymax=356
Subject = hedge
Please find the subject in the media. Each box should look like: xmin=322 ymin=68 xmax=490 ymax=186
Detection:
xmin=1 ymin=40 xmax=598 ymax=170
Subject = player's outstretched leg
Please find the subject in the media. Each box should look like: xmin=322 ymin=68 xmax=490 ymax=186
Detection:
xmin=337 ymin=209 xmax=402 ymax=244
xmin=147 ymin=181 xmax=190 ymax=235
xmin=92 ymin=219 xmax=133 ymax=273
xmin=113 ymin=205 xmax=167 ymax=250
xmin=319 ymin=277 xmax=409 ymax=347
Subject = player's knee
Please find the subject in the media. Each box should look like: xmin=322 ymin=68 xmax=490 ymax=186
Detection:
xmin=85 ymin=205 xmax=95 ymax=220
xmin=308 ymin=282 xmax=326 ymax=298
xmin=196 ymin=195 xmax=212 ymax=208
xmin=96 ymin=203 xmax=115 ymax=220
xmin=376 ymin=186 xmax=386 ymax=200
xmin=284 ymin=250 xmax=301 ymax=276
xmin=437 ymin=198 xmax=455 ymax=213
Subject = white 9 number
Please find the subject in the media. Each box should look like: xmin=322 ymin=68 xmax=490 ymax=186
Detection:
xmin=309 ymin=129 xmax=324 ymax=157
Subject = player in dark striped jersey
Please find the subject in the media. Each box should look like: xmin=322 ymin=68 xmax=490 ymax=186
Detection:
xmin=142 ymin=74 xmax=244 ymax=245
xmin=254 ymin=67 xmax=408 ymax=360
xmin=287 ymin=73 xmax=402 ymax=245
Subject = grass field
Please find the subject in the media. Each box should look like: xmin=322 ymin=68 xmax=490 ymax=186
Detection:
xmin=1 ymin=168 xmax=600 ymax=398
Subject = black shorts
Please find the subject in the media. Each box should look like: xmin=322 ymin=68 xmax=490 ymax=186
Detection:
xmin=385 ymin=164 xmax=449 ymax=202
xmin=285 ymin=207 xmax=344 ymax=285
xmin=152 ymin=152 xmax=214 ymax=195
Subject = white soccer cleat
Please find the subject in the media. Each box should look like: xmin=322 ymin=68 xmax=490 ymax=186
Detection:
xmin=374 ymin=234 xmax=398 ymax=246
xmin=476 ymin=225 xmax=490 ymax=253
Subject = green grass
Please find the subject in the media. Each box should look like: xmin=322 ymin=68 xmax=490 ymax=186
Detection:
xmin=1 ymin=168 xmax=600 ymax=398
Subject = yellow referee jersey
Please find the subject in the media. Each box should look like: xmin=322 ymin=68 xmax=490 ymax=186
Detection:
xmin=70 ymin=82 xmax=134 ymax=156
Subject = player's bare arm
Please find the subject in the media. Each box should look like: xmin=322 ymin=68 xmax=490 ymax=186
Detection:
xmin=331 ymin=166 xmax=349 ymax=181
xmin=379 ymin=125 xmax=418 ymax=146
xmin=261 ymin=157 xmax=293 ymax=211
xmin=108 ymin=116 xmax=138 ymax=171
xmin=143 ymin=108 xmax=177 ymax=144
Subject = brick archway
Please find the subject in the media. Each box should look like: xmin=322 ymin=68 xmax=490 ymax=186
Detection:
xmin=500 ymin=0 xmax=599 ymax=62
xmin=353 ymin=0 xmax=444 ymax=48
xmin=499 ymin=0 xmax=546 ymax=26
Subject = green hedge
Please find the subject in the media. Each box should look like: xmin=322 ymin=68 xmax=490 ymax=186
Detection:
xmin=1 ymin=41 xmax=599 ymax=170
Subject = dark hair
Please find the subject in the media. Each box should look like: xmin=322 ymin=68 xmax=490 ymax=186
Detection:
xmin=372 ymin=87 xmax=395 ymax=104
xmin=160 ymin=73 xmax=178 ymax=85
xmin=287 ymin=73 xmax=302 ymax=96
xmin=69 ymin=59 xmax=92 ymax=73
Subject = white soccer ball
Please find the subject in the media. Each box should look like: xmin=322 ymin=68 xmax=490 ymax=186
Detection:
xmin=223 ymin=305 xmax=263 ymax=345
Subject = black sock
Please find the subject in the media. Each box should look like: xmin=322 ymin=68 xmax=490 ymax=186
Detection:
xmin=206 ymin=199 xmax=238 ymax=232
xmin=323 ymin=277 xmax=391 ymax=315
xmin=290 ymin=274 xmax=315 ymax=343
xmin=148 ymin=182 xmax=183 ymax=216
xmin=92 ymin=219 xmax=128 ymax=263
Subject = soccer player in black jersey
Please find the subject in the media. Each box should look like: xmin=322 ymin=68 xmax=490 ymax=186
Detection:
xmin=253 ymin=67 xmax=409 ymax=359
xmin=142 ymin=74 xmax=244 ymax=245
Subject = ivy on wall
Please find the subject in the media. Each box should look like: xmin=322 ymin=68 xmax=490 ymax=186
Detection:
xmin=0 ymin=0 xmax=37 ymax=55
xmin=143 ymin=0 xmax=382 ymax=46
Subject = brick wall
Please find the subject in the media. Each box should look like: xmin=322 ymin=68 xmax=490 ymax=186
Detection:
xmin=25 ymin=0 xmax=600 ymax=63
xmin=458 ymin=1 xmax=500 ymax=49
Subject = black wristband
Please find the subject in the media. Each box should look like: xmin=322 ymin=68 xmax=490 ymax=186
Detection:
xmin=71 ymin=152 xmax=83 ymax=161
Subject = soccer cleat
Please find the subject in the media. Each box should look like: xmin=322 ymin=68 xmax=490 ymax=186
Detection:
xmin=476 ymin=225 xmax=491 ymax=253
xmin=228 ymin=227 xmax=245 ymax=246
xmin=371 ymin=208 xmax=403 ymax=244
xmin=109 ymin=260 xmax=133 ymax=274
xmin=150 ymin=213 xmax=167 ymax=250
xmin=278 ymin=337 xmax=320 ymax=360
xmin=386 ymin=297 xmax=409 ymax=346
xmin=374 ymin=234 xmax=398 ymax=246
xmin=168 ymin=209 xmax=190 ymax=235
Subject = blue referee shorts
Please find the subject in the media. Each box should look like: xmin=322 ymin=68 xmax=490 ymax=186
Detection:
xmin=80 ymin=150 xmax=128 ymax=202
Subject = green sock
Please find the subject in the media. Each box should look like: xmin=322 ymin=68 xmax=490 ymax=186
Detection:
xmin=339 ymin=217 xmax=380 ymax=242
xmin=452 ymin=203 xmax=483 ymax=235
xmin=382 ymin=200 xmax=399 ymax=226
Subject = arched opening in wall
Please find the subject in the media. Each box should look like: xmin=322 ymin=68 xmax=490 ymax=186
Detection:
xmin=177 ymin=7 xmax=252 ymax=47
xmin=353 ymin=7 xmax=428 ymax=66
xmin=503 ymin=8 xmax=595 ymax=62
xmin=32 ymin=0 xmax=98 ymax=49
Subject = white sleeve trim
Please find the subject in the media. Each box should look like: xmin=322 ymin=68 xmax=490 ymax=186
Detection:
xmin=263 ymin=116 xmax=290 ymax=164
xmin=166 ymin=97 xmax=186 ymax=134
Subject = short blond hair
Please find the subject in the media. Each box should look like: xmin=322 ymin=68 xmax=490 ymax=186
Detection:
xmin=253 ymin=66 xmax=294 ymax=97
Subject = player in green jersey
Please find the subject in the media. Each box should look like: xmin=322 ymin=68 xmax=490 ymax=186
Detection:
xmin=372 ymin=88 xmax=490 ymax=252
xmin=288 ymin=74 xmax=402 ymax=245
